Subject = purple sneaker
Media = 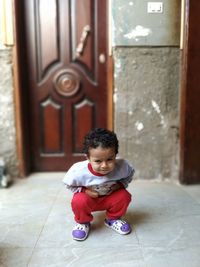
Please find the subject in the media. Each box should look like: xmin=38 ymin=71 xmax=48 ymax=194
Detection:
xmin=104 ymin=219 xmax=131 ymax=235
xmin=72 ymin=223 xmax=90 ymax=241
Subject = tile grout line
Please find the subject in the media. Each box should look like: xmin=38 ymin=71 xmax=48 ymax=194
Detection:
xmin=178 ymin=184 xmax=200 ymax=206
xmin=26 ymin=186 xmax=62 ymax=266
xmin=133 ymin=226 xmax=148 ymax=267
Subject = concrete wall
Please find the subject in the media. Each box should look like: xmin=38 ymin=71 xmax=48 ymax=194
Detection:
xmin=0 ymin=49 xmax=18 ymax=177
xmin=112 ymin=0 xmax=181 ymax=180
xmin=114 ymin=47 xmax=180 ymax=180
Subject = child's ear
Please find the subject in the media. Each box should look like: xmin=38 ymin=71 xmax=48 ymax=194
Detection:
xmin=85 ymin=154 xmax=89 ymax=160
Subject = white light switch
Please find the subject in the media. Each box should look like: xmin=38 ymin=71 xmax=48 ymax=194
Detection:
xmin=147 ymin=2 xmax=163 ymax=13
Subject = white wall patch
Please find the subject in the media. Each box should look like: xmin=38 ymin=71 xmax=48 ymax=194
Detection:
xmin=135 ymin=121 xmax=144 ymax=131
xmin=151 ymin=100 xmax=166 ymax=127
xmin=124 ymin=25 xmax=152 ymax=40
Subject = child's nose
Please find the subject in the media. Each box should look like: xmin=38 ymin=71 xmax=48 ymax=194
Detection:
xmin=101 ymin=161 xmax=107 ymax=167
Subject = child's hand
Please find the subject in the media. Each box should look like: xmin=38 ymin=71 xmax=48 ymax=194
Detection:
xmin=85 ymin=188 xmax=99 ymax=198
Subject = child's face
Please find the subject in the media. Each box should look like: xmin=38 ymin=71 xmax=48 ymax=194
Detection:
xmin=87 ymin=146 xmax=116 ymax=175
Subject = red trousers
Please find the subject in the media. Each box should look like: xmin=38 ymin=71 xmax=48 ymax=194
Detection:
xmin=71 ymin=188 xmax=132 ymax=223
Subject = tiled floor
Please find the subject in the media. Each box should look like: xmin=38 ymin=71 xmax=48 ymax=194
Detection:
xmin=0 ymin=173 xmax=200 ymax=267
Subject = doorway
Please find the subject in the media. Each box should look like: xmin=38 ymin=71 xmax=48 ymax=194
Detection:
xmin=14 ymin=0 xmax=112 ymax=173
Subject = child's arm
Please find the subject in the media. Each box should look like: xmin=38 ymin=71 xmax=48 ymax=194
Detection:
xmin=65 ymin=184 xmax=99 ymax=198
xmin=110 ymin=182 xmax=124 ymax=192
xmin=118 ymin=166 xmax=135 ymax=188
xmin=107 ymin=162 xmax=135 ymax=194
xmin=65 ymin=185 xmax=83 ymax=193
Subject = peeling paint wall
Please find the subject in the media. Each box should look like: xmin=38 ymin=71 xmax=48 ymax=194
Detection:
xmin=112 ymin=0 xmax=181 ymax=180
xmin=112 ymin=0 xmax=180 ymax=46
xmin=0 ymin=49 xmax=18 ymax=177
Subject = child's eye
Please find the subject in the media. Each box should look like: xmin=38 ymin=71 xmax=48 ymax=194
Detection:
xmin=95 ymin=160 xmax=101 ymax=163
xmin=107 ymin=158 xmax=114 ymax=161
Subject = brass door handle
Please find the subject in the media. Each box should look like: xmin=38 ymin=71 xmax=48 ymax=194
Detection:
xmin=76 ymin=25 xmax=91 ymax=57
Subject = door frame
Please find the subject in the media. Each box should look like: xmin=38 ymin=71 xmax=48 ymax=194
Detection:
xmin=179 ymin=0 xmax=200 ymax=184
xmin=12 ymin=0 xmax=113 ymax=177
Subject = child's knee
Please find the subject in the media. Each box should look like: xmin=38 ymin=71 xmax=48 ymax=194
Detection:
xmin=117 ymin=189 xmax=132 ymax=204
xmin=71 ymin=192 xmax=91 ymax=209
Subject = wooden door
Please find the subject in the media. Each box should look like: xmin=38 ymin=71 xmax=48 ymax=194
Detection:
xmin=180 ymin=0 xmax=200 ymax=184
xmin=17 ymin=0 xmax=109 ymax=172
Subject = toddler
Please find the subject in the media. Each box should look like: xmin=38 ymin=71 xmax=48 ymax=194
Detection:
xmin=63 ymin=128 xmax=135 ymax=241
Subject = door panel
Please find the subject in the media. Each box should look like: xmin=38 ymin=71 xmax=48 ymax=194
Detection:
xmin=22 ymin=0 xmax=109 ymax=171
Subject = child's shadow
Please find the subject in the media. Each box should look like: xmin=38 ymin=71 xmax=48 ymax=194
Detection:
xmin=125 ymin=210 xmax=152 ymax=227
xmin=91 ymin=210 xmax=151 ymax=230
xmin=91 ymin=212 xmax=107 ymax=231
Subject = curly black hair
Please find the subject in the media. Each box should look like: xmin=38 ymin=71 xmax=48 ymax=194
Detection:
xmin=82 ymin=128 xmax=119 ymax=155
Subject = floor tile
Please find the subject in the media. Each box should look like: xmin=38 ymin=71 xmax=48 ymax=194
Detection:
xmin=28 ymin=247 xmax=144 ymax=267
xmin=134 ymin=215 xmax=200 ymax=249
xmin=36 ymin=209 xmax=139 ymax=248
xmin=1 ymin=175 xmax=200 ymax=266
xmin=130 ymin=181 xmax=200 ymax=223
xmin=142 ymin=245 xmax=200 ymax=267
xmin=181 ymin=184 xmax=200 ymax=204
xmin=0 ymin=222 xmax=44 ymax=248
xmin=0 ymin=248 xmax=33 ymax=267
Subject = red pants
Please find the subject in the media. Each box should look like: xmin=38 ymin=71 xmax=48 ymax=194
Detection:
xmin=71 ymin=188 xmax=132 ymax=223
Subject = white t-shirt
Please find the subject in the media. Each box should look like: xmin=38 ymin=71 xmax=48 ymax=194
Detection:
xmin=63 ymin=159 xmax=134 ymax=195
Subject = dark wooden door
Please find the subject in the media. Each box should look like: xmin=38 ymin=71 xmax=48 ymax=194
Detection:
xmin=180 ymin=0 xmax=200 ymax=184
xmin=20 ymin=0 xmax=109 ymax=171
